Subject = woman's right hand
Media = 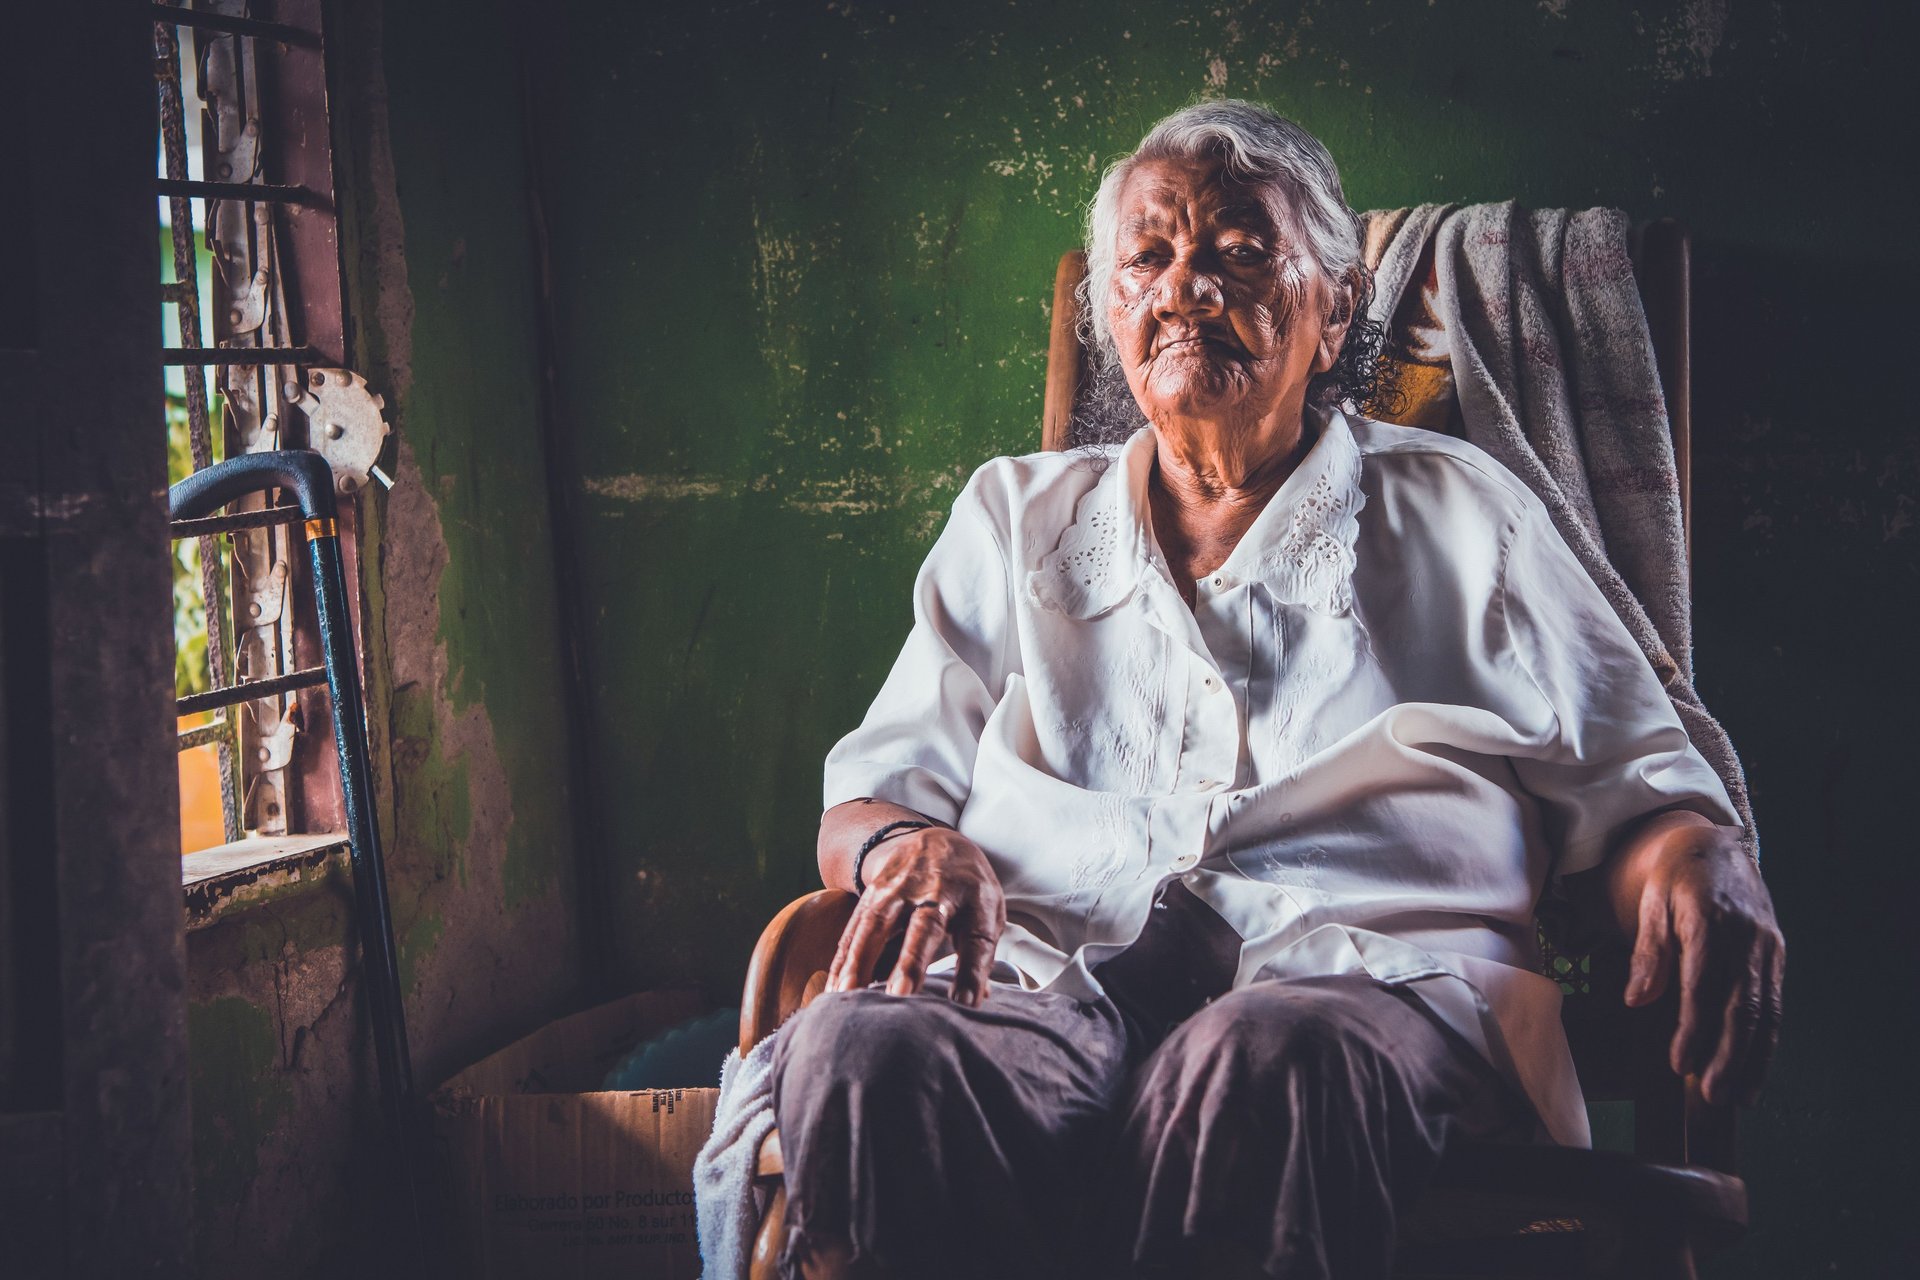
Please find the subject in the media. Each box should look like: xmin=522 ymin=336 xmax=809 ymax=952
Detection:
xmin=825 ymin=822 xmax=1007 ymax=1007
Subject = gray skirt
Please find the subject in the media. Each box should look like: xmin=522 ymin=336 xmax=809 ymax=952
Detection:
xmin=769 ymin=881 xmax=1537 ymax=1280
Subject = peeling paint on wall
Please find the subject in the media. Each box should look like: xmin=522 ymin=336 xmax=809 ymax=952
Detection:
xmin=377 ymin=435 xmax=579 ymax=1036
xmin=582 ymin=463 xmax=974 ymax=518
xmin=1648 ymin=0 xmax=1732 ymax=82
xmin=585 ymin=473 xmax=727 ymax=502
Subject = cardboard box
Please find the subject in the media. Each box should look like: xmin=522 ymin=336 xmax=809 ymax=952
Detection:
xmin=434 ymin=989 xmax=722 ymax=1280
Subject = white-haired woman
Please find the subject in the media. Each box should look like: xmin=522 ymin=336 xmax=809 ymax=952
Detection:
xmin=770 ymin=100 xmax=1781 ymax=1280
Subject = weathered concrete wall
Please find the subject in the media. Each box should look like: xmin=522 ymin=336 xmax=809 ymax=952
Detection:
xmin=527 ymin=1 xmax=1918 ymax=1275
xmin=184 ymin=1 xmax=586 ymax=1273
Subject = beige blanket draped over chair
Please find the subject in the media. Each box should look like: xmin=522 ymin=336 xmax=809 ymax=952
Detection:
xmin=1361 ymin=202 xmax=1756 ymax=858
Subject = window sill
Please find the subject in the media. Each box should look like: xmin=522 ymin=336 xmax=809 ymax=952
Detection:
xmin=183 ymin=832 xmax=351 ymax=930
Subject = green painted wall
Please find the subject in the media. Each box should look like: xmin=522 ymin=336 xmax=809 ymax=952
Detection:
xmin=528 ymin=1 xmax=1918 ymax=1275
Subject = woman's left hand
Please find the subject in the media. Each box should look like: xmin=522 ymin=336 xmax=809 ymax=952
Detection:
xmin=1612 ymin=812 xmax=1785 ymax=1106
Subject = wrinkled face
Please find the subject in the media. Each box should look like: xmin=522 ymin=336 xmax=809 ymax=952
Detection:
xmin=1106 ymin=155 xmax=1338 ymax=433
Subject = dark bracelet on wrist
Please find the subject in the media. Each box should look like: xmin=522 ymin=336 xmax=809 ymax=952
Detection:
xmin=853 ymin=820 xmax=936 ymax=895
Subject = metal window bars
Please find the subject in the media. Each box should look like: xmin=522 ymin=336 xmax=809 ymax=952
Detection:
xmin=155 ymin=10 xmax=241 ymax=842
xmin=154 ymin=0 xmax=378 ymax=843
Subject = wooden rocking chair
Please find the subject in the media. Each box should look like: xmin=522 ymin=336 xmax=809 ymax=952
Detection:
xmin=736 ymin=219 xmax=1746 ymax=1279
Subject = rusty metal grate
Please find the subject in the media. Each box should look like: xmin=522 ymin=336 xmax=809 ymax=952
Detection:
xmin=156 ymin=9 xmax=241 ymax=844
xmin=155 ymin=1 xmax=369 ymax=852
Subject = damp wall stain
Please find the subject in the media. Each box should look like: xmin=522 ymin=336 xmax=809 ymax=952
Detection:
xmin=187 ymin=997 xmax=295 ymax=1238
xmin=185 ymin=890 xmax=360 ymax=1270
xmin=526 ymin=2 xmax=1918 ymax=1277
xmin=361 ymin=0 xmax=588 ymax=1079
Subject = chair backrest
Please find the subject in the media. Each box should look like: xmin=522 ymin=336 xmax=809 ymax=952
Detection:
xmin=1037 ymin=221 xmax=1733 ymax=1171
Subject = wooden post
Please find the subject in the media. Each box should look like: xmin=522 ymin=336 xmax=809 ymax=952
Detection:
xmin=1042 ymin=252 xmax=1090 ymax=453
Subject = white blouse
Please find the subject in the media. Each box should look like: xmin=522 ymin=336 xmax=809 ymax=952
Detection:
xmin=823 ymin=408 xmax=1737 ymax=1146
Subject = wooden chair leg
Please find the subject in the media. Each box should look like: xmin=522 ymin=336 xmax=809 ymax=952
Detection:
xmin=750 ymin=1181 xmax=788 ymax=1280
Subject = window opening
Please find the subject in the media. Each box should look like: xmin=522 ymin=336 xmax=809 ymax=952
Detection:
xmin=158 ymin=15 xmax=241 ymax=849
xmin=155 ymin=1 xmax=388 ymax=864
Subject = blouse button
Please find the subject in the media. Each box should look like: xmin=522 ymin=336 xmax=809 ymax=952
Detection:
xmin=1202 ymin=675 xmax=1218 ymax=690
xmin=1210 ymin=574 xmax=1225 ymax=589
xmin=1171 ymin=852 xmax=1199 ymax=871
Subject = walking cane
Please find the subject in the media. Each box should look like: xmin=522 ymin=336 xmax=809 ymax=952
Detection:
xmin=169 ymin=450 xmax=421 ymax=1241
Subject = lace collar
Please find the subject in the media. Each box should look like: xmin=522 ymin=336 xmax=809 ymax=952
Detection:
xmin=1028 ymin=407 xmax=1367 ymax=620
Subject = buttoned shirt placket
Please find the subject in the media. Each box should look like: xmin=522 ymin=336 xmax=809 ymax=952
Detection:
xmin=1130 ymin=545 xmax=1244 ymax=889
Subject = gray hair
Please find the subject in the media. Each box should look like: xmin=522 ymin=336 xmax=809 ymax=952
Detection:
xmin=1076 ymin=100 xmax=1381 ymax=412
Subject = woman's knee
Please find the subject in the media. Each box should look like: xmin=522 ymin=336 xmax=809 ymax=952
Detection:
xmin=1098 ymin=982 xmax=1428 ymax=1279
xmin=1126 ymin=979 xmax=1416 ymax=1134
xmin=1182 ymin=980 xmax=1371 ymax=1065
xmin=773 ymin=988 xmax=967 ymax=1117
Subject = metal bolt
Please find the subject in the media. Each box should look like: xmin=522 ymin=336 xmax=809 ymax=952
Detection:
xmin=309 ymin=370 xmax=326 ymax=388
xmin=324 ymin=422 xmax=345 ymax=440
xmin=218 ymin=163 xmax=232 ymax=178
xmin=247 ymin=602 xmax=261 ymax=618
xmin=229 ymin=309 xmax=243 ymax=324
xmin=257 ymin=747 xmax=271 ymax=763
xmin=340 ymin=475 xmax=359 ymax=492
xmin=283 ymin=382 xmax=302 ymax=403
xmin=264 ymin=802 xmax=281 ymax=818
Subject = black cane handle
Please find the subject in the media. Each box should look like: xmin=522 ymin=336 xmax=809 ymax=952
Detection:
xmin=167 ymin=448 xmax=337 ymax=522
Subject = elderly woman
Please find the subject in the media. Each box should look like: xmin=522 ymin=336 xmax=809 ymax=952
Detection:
xmin=768 ymin=101 xmax=1782 ymax=1280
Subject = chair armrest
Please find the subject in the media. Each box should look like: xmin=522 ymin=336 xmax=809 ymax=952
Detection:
xmin=1425 ymin=1142 xmax=1747 ymax=1250
xmin=739 ymin=889 xmax=858 ymax=1056
xmin=1556 ymin=944 xmax=1739 ymax=1172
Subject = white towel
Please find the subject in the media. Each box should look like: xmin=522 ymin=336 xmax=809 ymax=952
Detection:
xmin=694 ymin=1034 xmax=780 ymax=1279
